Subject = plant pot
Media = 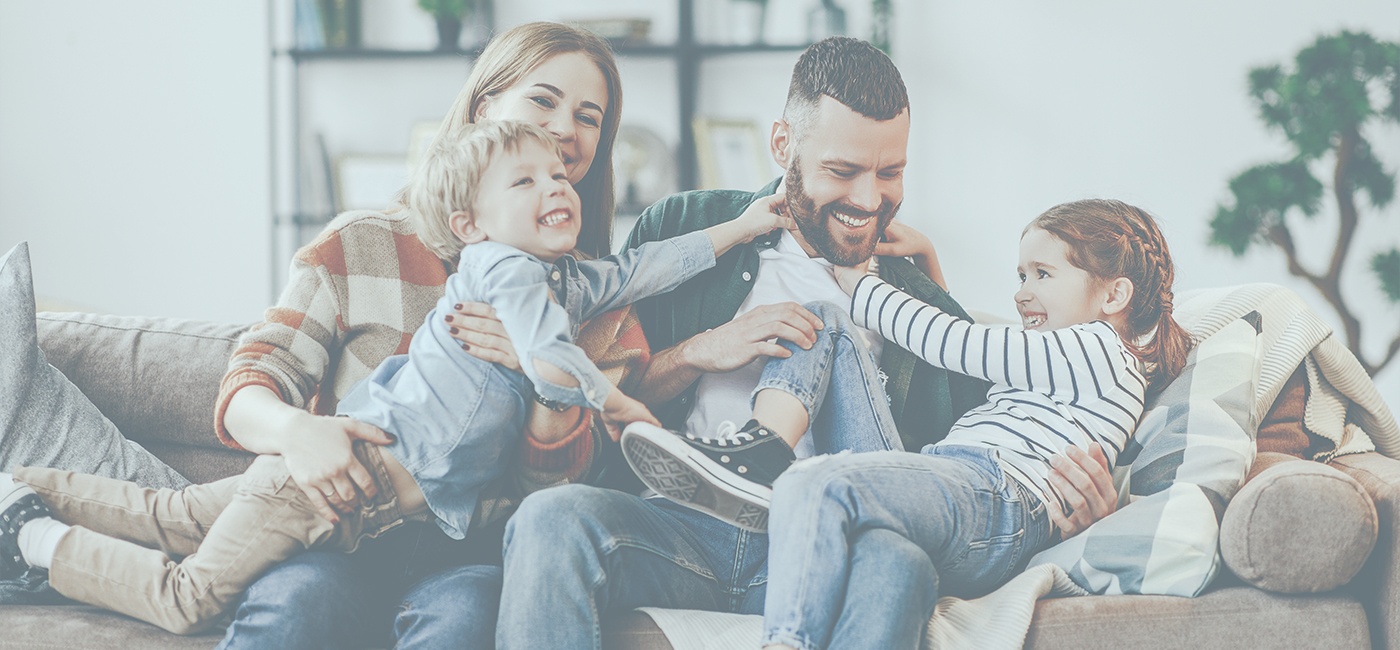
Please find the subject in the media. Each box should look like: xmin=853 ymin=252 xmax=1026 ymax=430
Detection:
xmin=435 ymin=15 xmax=462 ymax=50
xmin=729 ymin=0 xmax=767 ymax=45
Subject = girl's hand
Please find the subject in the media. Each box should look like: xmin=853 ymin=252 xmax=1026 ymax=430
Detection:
xmin=875 ymin=221 xmax=947 ymax=291
xmin=733 ymin=194 xmax=793 ymax=242
xmin=600 ymin=389 xmax=661 ymax=442
xmin=874 ymin=220 xmax=932 ymax=258
xmin=445 ymin=302 xmax=520 ymax=372
xmin=278 ymin=413 xmax=395 ymax=524
xmin=833 ymin=258 xmax=875 ymax=295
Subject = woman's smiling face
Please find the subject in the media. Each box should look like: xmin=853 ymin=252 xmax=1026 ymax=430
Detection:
xmin=474 ymin=52 xmax=608 ymax=185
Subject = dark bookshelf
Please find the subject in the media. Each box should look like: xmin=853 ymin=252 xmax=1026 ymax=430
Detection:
xmin=271 ymin=0 xmax=810 ymax=277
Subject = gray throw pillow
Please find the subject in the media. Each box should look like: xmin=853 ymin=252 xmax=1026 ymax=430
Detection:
xmin=0 ymin=242 xmax=189 ymax=489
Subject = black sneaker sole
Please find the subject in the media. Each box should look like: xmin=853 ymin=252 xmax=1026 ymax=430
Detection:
xmin=620 ymin=425 xmax=770 ymax=533
xmin=1 ymin=484 xmax=47 ymax=581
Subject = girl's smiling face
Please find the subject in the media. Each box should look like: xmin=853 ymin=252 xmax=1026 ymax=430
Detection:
xmin=1014 ymin=227 xmax=1115 ymax=332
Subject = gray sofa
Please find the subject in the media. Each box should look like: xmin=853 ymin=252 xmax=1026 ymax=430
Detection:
xmin=4 ymin=310 xmax=1398 ymax=649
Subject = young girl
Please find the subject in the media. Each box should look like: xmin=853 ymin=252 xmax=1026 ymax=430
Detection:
xmin=626 ymin=198 xmax=1191 ymax=649
xmin=0 ymin=121 xmax=786 ymax=635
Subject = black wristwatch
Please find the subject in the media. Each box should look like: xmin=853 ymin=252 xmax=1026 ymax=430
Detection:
xmin=530 ymin=385 xmax=572 ymax=412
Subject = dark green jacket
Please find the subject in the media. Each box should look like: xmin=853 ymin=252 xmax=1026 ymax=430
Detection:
xmin=623 ymin=179 xmax=991 ymax=452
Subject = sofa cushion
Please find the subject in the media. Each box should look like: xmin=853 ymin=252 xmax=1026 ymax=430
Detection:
xmin=1221 ymin=451 xmax=1377 ymax=593
xmin=0 ymin=242 xmax=189 ymax=490
xmin=36 ymin=313 xmax=255 ymax=485
xmin=1028 ymin=313 xmax=1260 ymax=596
xmin=1023 ymin=586 xmax=1370 ymax=649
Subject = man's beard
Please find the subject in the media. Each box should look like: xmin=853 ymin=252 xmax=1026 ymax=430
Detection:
xmin=784 ymin=161 xmax=900 ymax=267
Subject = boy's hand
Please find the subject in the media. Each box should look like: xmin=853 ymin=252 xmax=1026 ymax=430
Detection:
xmin=600 ymin=389 xmax=661 ymax=442
xmin=733 ymin=194 xmax=793 ymax=241
xmin=703 ymin=194 xmax=793 ymax=258
xmin=833 ymin=258 xmax=875 ymax=295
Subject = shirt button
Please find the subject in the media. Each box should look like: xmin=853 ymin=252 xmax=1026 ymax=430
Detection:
xmin=742 ymin=271 xmax=752 ymax=282
xmin=551 ymin=270 xmax=561 ymax=281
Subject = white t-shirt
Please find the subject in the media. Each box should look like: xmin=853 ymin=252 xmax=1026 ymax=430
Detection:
xmin=683 ymin=230 xmax=884 ymax=457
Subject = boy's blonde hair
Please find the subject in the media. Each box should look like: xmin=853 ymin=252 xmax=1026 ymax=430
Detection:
xmin=408 ymin=120 xmax=564 ymax=261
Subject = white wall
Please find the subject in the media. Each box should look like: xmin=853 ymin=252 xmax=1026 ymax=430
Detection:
xmin=890 ymin=0 xmax=1400 ymax=414
xmin=2 ymin=0 xmax=1395 ymax=413
xmin=0 ymin=1 xmax=270 ymax=323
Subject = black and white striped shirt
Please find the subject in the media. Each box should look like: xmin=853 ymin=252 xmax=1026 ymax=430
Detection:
xmin=851 ymin=276 xmax=1147 ymax=511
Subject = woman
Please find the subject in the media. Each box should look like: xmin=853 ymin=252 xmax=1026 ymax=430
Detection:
xmin=213 ymin=22 xmax=636 ymax=649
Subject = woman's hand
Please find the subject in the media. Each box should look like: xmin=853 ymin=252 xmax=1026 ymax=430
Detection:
xmin=874 ymin=221 xmax=947 ymax=291
xmin=1045 ymin=443 xmax=1119 ymax=538
xmin=446 ymin=302 xmax=520 ymax=372
xmin=278 ymin=413 xmax=395 ymax=524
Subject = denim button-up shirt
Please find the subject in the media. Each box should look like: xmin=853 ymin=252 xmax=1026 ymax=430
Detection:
xmin=337 ymin=230 xmax=715 ymax=538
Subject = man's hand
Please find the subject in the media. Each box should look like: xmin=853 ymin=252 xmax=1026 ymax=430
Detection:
xmin=681 ymin=302 xmax=825 ymax=373
xmin=600 ymin=389 xmax=661 ymax=441
xmin=1045 ymin=443 xmax=1119 ymax=538
xmin=279 ymin=414 xmax=395 ymax=524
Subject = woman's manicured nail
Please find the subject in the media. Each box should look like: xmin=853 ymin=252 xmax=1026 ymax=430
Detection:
xmin=445 ymin=314 xmax=454 ymax=322
xmin=450 ymin=326 xmax=459 ymax=335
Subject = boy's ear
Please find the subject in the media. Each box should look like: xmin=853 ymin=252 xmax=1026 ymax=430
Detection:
xmin=449 ymin=210 xmax=487 ymax=245
xmin=1101 ymin=277 xmax=1134 ymax=316
xmin=770 ymin=119 xmax=794 ymax=170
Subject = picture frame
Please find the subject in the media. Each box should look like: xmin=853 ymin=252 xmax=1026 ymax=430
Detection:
xmin=334 ymin=155 xmax=410 ymax=212
xmin=692 ymin=118 xmax=773 ymax=190
xmin=406 ymin=120 xmax=442 ymax=171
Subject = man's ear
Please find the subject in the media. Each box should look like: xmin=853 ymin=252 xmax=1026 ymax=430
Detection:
xmin=1101 ymin=277 xmax=1135 ymax=316
xmin=449 ymin=210 xmax=486 ymax=245
xmin=770 ymin=119 xmax=794 ymax=169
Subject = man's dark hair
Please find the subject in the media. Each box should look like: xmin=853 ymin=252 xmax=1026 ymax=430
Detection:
xmin=783 ymin=36 xmax=909 ymax=140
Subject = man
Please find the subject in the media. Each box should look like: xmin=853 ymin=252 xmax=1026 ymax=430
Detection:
xmin=496 ymin=37 xmax=1113 ymax=648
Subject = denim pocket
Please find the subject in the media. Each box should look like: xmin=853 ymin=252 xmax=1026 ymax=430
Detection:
xmin=945 ymin=527 xmax=1028 ymax=595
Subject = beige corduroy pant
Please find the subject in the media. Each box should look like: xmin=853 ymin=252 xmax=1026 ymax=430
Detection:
xmin=15 ymin=442 xmax=414 ymax=635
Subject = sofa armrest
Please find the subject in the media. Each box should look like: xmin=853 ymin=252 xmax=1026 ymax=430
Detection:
xmin=1331 ymin=451 xmax=1400 ymax=650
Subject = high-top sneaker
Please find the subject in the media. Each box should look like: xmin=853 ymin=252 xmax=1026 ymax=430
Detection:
xmin=0 ymin=478 xmax=49 ymax=580
xmin=621 ymin=420 xmax=794 ymax=533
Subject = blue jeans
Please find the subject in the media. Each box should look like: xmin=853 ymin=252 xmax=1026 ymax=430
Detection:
xmin=495 ymin=302 xmax=907 ymax=649
xmin=497 ymin=487 xmax=768 ymax=650
xmin=762 ymin=445 xmax=1053 ymax=650
xmin=755 ymin=300 xmax=902 ymax=454
xmin=218 ymin=520 xmax=502 ymax=650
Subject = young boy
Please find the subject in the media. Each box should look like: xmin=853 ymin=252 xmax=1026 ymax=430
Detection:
xmin=0 ymin=120 xmax=787 ymax=634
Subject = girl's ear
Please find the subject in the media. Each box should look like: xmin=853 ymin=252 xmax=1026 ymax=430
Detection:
xmin=1101 ymin=277 xmax=1135 ymax=316
xmin=450 ymin=210 xmax=487 ymax=245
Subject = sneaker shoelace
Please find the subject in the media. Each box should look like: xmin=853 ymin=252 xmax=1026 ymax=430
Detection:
xmin=687 ymin=420 xmax=761 ymax=446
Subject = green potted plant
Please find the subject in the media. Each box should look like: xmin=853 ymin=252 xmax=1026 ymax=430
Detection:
xmin=419 ymin=0 xmax=474 ymax=50
xmin=1210 ymin=31 xmax=1400 ymax=376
